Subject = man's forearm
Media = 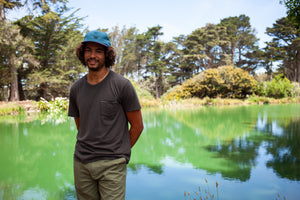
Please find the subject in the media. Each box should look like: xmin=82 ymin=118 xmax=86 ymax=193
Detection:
xmin=130 ymin=125 xmax=143 ymax=148
xmin=126 ymin=110 xmax=144 ymax=148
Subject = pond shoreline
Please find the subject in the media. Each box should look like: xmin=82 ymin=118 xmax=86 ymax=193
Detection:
xmin=0 ymin=100 xmax=39 ymax=115
xmin=1 ymin=96 xmax=300 ymax=115
xmin=141 ymin=96 xmax=300 ymax=108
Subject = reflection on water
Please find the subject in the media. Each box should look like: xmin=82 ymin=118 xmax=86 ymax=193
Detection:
xmin=259 ymin=118 xmax=300 ymax=181
xmin=0 ymin=104 xmax=300 ymax=200
xmin=0 ymin=113 xmax=76 ymax=200
xmin=128 ymin=104 xmax=300 ymax=199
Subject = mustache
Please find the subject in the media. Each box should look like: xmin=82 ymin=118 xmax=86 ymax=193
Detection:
xmin=87 ymin=58 xmax=99 ymax=62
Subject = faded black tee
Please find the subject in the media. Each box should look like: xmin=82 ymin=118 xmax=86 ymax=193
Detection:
xmin=68 ymin=70 xmax=141 ymax=164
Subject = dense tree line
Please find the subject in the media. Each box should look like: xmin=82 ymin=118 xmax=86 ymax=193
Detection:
xmin=0 ymin=0 xmax=299 ymax=101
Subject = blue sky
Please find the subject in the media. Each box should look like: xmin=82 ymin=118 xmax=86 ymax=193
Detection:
xmin=7 ymin=0 xmax=287 ymax=47
xmin=69 ymin=0 xmax=287 ymax=47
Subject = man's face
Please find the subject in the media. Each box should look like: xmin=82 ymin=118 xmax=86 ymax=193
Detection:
xmin=84 ymin=42 xmax=106 ymax=71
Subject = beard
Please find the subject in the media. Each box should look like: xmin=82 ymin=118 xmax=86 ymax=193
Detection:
xmin=86 ymin=58 xmax=105 ymax=72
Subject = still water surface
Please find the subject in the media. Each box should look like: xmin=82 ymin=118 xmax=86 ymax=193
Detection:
xmin=0 ymin=104 xmax=300 ymax=200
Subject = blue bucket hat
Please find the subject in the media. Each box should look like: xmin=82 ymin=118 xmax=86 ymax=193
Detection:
xmin=82 ymin=30 xmax=111 ymax=47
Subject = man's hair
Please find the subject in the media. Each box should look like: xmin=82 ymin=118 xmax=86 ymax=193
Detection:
xmin=75 ymin=43 xmax=116 ymax=68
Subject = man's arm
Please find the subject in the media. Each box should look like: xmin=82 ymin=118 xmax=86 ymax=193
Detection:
xmin=126 ymin=110 xmax=144 ymax=148
xmin=74 ymin=117 xmax=80 ymax=131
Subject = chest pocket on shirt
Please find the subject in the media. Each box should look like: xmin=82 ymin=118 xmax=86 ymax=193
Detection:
xmin=100 ymin=100 xmax=119 ymax=126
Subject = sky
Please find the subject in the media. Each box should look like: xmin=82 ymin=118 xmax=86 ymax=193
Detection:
xmin=7 ymin=0 xmax=287 ymax=48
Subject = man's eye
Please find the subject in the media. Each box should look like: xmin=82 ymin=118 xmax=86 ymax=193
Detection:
xmin=96 ymin=50 xmax=104 ymax=53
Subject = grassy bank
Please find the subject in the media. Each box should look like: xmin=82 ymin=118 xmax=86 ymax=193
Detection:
xmin=0 ymin=100 xmax=39 ymax=116
xmin=159 ymin=96 xmax=300 ymax=108
xmin=1 ymin=96 xmax=300 ymax=115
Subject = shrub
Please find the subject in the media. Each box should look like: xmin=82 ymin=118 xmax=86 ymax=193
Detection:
xmin=291 ymin=82 xmax=300 ymax=97
xmin=38 ymin=97 xmax=68 ymax=113
xmin=163 ymin=65 xmax=257 ymax=100
xmin=255 ymin=74 xmax=294 ymax=98
xmin=218 ymin=66 xmax=257 ymax=98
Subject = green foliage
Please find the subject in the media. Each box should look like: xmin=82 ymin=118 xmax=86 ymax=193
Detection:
xmin=38 ymin=97 xmax=68 ymax=113
xmin=291 ymin=82 xmax=300 ymax=97
xmin=0 ymin=104 xmax=24 ymax=115
xmin=163 ymin=65 xmax=257 ymax=100
xmin=0 ymin=21 xmax=37 ymax=101
xmin=247 ymin=95 xmax=271 ymax=104
xmin=129 ymin=79 xmax=154 ymax=100
xmin=255 ymin=74 xmax=294 ymax=98
xmin=183 ymin=15 xmax=259 ymax=75
xmin=3 ymin=5 xmax=85 ymax=101
xmin=126 ymin=78 xmax=158 ymax=107
xmin=280 ymin=0 xmax=300 ymax=29
xmin=266 ymin=17 xmax=300 ymax=82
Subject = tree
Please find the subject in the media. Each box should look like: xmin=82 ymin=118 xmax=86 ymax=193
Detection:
xmin=16 ymin=7 xmax=84 ymax=100
xmin=0 ymin=0 xmax=68 ymax=22
xmin=182 ymin=15 xmax=260 ymax=76
xmin=184 ymin=23 xmax=223 ymax=73
xmin=110 ymin=26 xmax=141 ymax=78
xmin=108 ymin=26 xmax=124 ymax=73
xmin=162 ymin=40 xmax=183 ymax=87
xmin=0 ymin=21 xmax=37 ymax=101
xmin=0 ymin=0 xmax=22 ymax=22
xmin=52 ymin=27 xmax=85 ymax=98
xmin=169 ymin=34 xmax=192 ymax=84
xmin=0 ymin=0 xmax=68 ymax=101
xmin=280 ymin=0 xmax=300 ymax=29
xmin=262 ymin=41 xmax=284 ymax=80
xmin=266 ymin=17 xmax=300 ymax=82
xmin=143 ymin=25 xmax=167 ymax=98
xmin=134 ymin=32 xmax=148 ymax=80
xmin=219 ymin=14 xmax=260 ymax=73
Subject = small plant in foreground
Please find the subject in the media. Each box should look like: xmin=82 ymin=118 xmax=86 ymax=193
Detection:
xmin=184 ymin=179 xmax=219 ymax=200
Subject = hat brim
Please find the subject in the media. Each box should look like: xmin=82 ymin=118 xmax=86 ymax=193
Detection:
xmin=82 ymin=41 xmax=109 ymax=47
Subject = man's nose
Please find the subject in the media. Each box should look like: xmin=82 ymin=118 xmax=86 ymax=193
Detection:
xmin=90 ymin=50 xmax=96 ymax=57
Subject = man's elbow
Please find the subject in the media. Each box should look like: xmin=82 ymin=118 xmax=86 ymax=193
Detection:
xmin=138 ymin=123 xmax=144 ymax=134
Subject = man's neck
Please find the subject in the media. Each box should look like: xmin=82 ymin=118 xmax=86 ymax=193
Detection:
xmin=87 ymin=67 xmax=109 ymax=85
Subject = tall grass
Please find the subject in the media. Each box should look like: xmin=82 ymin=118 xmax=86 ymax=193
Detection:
xmin=0 ymin=103 xmax=24 ymax=115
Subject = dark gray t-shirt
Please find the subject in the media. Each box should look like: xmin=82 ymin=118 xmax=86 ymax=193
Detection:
xmin=68 ymin=70 xmax=141 ymax=164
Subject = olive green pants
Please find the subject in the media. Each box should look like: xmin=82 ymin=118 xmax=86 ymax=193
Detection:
xmin=74 ymin=158 xmax=127 ymax=200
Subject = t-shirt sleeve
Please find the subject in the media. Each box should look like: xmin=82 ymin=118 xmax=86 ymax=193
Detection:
xmin=120 ymin=80 xmax=141 ymax=112
xmin=68 ymin=85 xmax=79 ymax=117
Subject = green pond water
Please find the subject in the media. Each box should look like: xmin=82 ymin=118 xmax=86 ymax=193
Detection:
xmin=0 ymin=104 xmax=300 ymax=200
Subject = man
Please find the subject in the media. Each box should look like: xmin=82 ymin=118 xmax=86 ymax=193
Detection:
xmin=68 ymin=30 xmax=144 ymax=200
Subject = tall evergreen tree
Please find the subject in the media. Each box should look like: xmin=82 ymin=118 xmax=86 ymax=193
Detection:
xmin=219 ymin=14 xmax=260 ymax=72
xmin=280 ymin=0 xmax=300 ymax=29
xmin=184 ymin=22 xmax=232 ymax=76
xmin=143 ymin=25 xmax=167 ymax=98
xmin=109 ymin=26 xmax=141 ymax=78
xmin=0 ymin=0 xmax=68 ymax=101
xmin=16 ymin=7 xmax=84 ymax=99
xmin=0 ymin=22 xmax=36 ymax=101
xmin=0 ymin=0 xmax=67 ymax=22
xmin=266 ymin=17 xmax=300 ymax=82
